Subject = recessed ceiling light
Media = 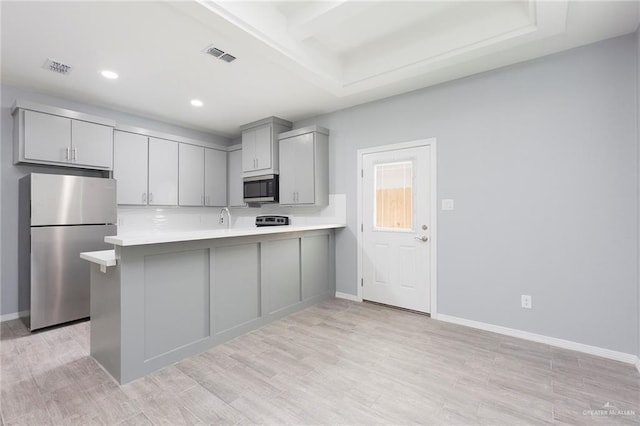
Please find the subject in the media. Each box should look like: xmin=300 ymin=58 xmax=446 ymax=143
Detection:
xmin=190 ymin=99 xmax=204 ymax=107
xmin=101 ymin=70 xmax=119 ymax=80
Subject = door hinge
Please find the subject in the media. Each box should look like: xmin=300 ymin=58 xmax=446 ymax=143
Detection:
xmin=361 ymin=278 xmax=363 ymax=287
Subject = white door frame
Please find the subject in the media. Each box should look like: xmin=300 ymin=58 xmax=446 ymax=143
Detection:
xmin=356 ymin=138 xmax=438 ymax=316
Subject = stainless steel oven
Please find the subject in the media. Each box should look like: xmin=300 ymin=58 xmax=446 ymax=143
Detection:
xmin=243 ymin=174 xmax=279 ymax=203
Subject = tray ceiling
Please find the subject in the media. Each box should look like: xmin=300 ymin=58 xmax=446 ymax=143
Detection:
xmin=1 ymin=1 xmax=638 ymax=136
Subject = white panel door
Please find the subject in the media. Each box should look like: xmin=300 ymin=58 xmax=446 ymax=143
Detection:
xmin=113 ymin=131 xmax=148 ymax=205
xmin=148 ymin=138 xmax=178 ymax=206
xmin=228 ymin=150 xmax=245 ymax=207
xmin=23 ymin=110 xmax=71 ymax=163
xmin=253 ymin=125 xmax=272 ymax=171
xmin=71 ymin=120 xmax=113 ymax=169
xmin=241 ymin=129 xmax=256 ymax=172
xmin=179 ymin=144 xmax=204 ymax=206
xmin=362 ymin=145 xmax=431 ymax=313
xmin=204 ymin=148 xmax=227 ymax=206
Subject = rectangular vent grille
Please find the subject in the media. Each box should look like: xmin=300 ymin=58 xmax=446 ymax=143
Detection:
xmin=43 ymin=58 xmax=72 ymax=75
xmin=202 ymin=45 xmax=237 ymax=64
xmin=205 ymin=47 xmax=224 ymax=58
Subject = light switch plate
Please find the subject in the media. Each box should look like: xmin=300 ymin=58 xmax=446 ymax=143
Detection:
xmin=442 ymin=199 xmax=454 ymax=211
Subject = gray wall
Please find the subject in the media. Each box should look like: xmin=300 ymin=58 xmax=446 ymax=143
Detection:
xmin=637 ymin=27 xmax=640 ymax=359
xmin=0 ymin=84 xmax=231 ymax=316
xmin=295 ymin=34 xmax=638 ymax=354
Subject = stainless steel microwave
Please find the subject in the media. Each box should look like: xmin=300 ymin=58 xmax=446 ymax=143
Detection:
xmin=243 ymin=174 xmax=279 ymax=203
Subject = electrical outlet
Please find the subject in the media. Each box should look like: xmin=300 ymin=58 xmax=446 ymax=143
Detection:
xmin=521 ymin=295 xmax=532 ymax=309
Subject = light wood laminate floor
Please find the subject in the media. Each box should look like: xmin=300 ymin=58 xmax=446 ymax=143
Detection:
xmin=1 ymin=299 xmax=639 ymax=425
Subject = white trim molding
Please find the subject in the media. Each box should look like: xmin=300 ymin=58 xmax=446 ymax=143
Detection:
xmin=0 ymin=311 xmax=27 ymax=323
xmin=335 ymin=292 xmax=362 ymax=302
xmin=438 ymin=314 xmax=638 ymax=365
xmin=356 ymin=138 xmax=438 ymax=315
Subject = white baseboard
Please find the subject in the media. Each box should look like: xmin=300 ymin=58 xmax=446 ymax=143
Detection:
xmin=0 ymin=311 xmax=27 ymax=323
xmin=335 ymin=292 xmax=362 ymax=302
xmin=437 ymin=313 xmax=638 ymax=365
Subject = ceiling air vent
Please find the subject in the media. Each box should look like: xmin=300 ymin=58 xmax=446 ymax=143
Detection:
xmin=43 ymin=58 xmax=72 ymax=75
xmin=204 ymin=46 xmax=224 ymax=58
xmin=219 ymin=53 xmax=236 ymax=63
xmin=202 ymin=45 xmax=237 ymax=63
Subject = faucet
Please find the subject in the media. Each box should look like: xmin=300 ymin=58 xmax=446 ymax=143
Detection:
xmin=219 ymin=207 xmax=231 ymax=230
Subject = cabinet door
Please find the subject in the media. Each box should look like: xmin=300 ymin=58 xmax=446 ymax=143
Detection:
xmin=71 ymin=120 xmax=113 ymax=169
xmin=294 ymin=133 xmax=316 ymax=204
xmin=148 ymin=138 xmax=178 ymax=206
xmin=278 ymin=136 xmax=296 ymax=204
xmin=178 ymin=144 xmax=204 ymax=206
xmin=263 ymin=238 xmax=301 ymax=315
xmin=204 ymin=148 xmax=227 ymax=206
xmin=228 ymin=150 xmax=245 ymax=207
xmin=241 ymin=129 xmax=256 ymax=172
xmin=113 ymin=131 xmax=148 ymax=205
xmin=23 ymin=110 xmax=71 ymax=163
xmin=253 ymin=125 xmax=272 ymax=171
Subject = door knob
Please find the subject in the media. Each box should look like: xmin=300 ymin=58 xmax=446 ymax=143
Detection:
xmin=414 ymin=236 xmax=429 ymax=242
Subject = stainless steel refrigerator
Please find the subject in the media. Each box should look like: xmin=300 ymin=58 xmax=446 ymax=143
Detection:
xmin=19 ymin=173 xmax=117 ymax=330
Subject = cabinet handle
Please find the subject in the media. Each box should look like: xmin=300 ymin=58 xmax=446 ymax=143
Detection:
xmin=65 ymin=147 xmax=70 ymax=161
xmin=149 ymin=193 xmax=153 ymax=203
xmin=256 ymin=158 xmax=259 ymax=168
xmin=72 ymin=148 xmax=77 ymax=161
xmin=206 ymin=196 xmax=210 ymax=205
xmin=142 ymin=193 xmax=147 ymax=203
xmin=202 ymin=195 xmax=205 ymax=206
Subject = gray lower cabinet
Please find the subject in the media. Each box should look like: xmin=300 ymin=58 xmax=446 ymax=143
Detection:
xmin=263 ymin=239 xmax=301 ymax=315
xmin=90 ymin=229 xmax=335 ymax=384
xmin=213 ymin=243 xmax=260 ymax=334
xmin=143 ymin=249 xmax=210 ymax=360
xmin=302 ymin=234 xmax=331 ymax=299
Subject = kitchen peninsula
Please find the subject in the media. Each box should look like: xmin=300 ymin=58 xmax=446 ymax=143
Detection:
xmin=81 ymin=224 xmax=344 ymax=384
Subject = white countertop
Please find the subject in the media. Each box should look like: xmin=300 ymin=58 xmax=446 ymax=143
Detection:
xmin=80 ymin=250 xmax=117 ymax=268
xmin=104 ymin=223 xmax=345 ymax=247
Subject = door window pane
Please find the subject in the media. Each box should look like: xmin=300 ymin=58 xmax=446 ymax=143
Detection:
xmin=374 ymin=161 xmax=413 ymax=230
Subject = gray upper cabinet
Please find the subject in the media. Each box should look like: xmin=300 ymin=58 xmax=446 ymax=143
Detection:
xmin=179 ymin=144 xmax=227 ymax=207
xmin=278 ymin=126 xmax=329 ymax=206
xmin=13 ymin=101 xmax=115 ymax=170
xmin=113 ymin=131 xmax=148 ymax=205
xmin=148 ymin=138 xmax=178 ymax=206
xmin=23 ymin=110 xmax=71 ymax=163
xmin=179 ymin=144 xmax=205 ymax=206
xmin=71 ymin=120 xmax=113 ymax=169
xmin=228 ymin=148 xmax=245 ymax=207
xmin=204 ymin=148 xmax=227 ymax=207
xmin=240 ymin=117 xmax=291 ymax=178
xmin=114 ymin=133 xmax=179 ymax=207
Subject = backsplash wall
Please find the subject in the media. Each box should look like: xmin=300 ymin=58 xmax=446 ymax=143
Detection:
xmin=116 ymin=194 xmax=346 ymax=234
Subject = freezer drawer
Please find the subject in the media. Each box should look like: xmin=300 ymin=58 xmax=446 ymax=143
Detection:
xmin=30 ymin=174 xmax=116 ymax=226
xmin=29 ymin=224 xmax=116 ymax=330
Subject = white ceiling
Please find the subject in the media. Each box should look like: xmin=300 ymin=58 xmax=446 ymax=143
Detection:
xmin=1 ymin=1 xmax=638 ymax=138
